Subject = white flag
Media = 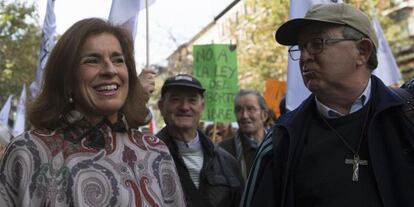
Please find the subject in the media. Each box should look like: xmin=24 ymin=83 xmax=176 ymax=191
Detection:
xmin=108 ymin=0 xmax=156 ymax=40
xmin=0 ymin=95 xmax=13 ymax=126
xmin=30 ymin=0 xmax=56 ymax=97
xmin=372 ymin=17 xmax=401 ymax=86
xmin=286 ymin=0 xmax=343 ymax=110
xmin=12 ymin=85 xmax=26 ymax=137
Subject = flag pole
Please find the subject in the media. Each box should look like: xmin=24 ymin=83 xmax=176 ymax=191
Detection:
xmin=145 ymin=0 xmax=150 ymax=69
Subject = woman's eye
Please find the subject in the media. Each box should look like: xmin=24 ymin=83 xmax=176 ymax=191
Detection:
xmin=113 ymin=56 xmax=125 ymax=64
xmin=82 ymin=57 xmax=99 ymax=64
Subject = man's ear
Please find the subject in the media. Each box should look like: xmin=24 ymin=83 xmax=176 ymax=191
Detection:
xmin=201 ymin=96 xmax=205 ymax=109
xmin=356 ymin=38 xmax=374 ymax=66
xmin=261 ymin=109 xmax=269 ymax=123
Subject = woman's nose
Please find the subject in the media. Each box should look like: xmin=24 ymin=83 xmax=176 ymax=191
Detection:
xmin=102 ymin=59 xmax=117 ymax=75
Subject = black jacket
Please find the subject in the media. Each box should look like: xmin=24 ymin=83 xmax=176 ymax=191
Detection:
xmin=219 ymin=131 xmax=259 ymax=180
xmin=157 ymin=128 xmax=244 ymax=207
xmin=241 ymin=76 xmax=414 ymax=207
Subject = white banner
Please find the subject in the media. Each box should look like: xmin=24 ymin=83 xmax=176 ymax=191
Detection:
xmin=30 ymin=0 xmax=56 ymax=97
xmin=108 ymin=0 xmax=156 ymax=39
xmin=12 ymin=85 xmax=26 ymax=137
xmin=372 ymin=17 xmax=402 ymax=86
xmin=0 ymin=95 xmax=13 ymax=127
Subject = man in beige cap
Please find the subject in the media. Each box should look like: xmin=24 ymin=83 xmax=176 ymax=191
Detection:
xmin=241 ymin=3 xmax=414 ymax=207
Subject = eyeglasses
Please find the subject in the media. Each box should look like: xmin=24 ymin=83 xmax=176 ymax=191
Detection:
xmin=288 ymin=38 xmax=360 ymax=61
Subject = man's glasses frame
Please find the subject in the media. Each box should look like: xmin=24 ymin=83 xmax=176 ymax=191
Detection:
xmin=288 ymin=38 xmax=360 ymax=61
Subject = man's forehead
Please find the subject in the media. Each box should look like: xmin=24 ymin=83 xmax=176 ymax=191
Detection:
xmin=236 ymin=94 xmax=260 ymax=105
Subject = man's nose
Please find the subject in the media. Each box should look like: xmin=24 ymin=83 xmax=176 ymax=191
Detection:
xmin=300 ymin=47 xmax=313 ymax=61
xmin=238 ymin=109 xmax=249 ymax=118
xmin=178 ymin=99 xmax=191 ymax=110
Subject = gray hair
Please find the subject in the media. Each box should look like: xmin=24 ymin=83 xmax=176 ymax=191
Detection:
xmin=234 ymin=89 xmax=268 ymax=111
xmin=342 ymin=26 xmax=378 ymax=70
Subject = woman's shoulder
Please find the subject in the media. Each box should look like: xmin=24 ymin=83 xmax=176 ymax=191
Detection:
xmin=7 ymin=129 xmax=55 ymax=149
xmin=5 ymin=130 xmax=57 ymax=156
xmin=3 ymin=128 xmax=77 ymax=161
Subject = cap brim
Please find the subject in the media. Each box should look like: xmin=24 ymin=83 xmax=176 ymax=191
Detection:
xmin=162 ymin=83 xmax=205 ymax=93
xmin=275 ymin=18 xmax=345 ymax=46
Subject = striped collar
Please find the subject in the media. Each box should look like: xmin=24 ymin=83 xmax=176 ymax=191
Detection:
xmin=174 ymin=131 xmax=201 ymax=149
xmin=316 ymin=78 xmax=371 ymax=118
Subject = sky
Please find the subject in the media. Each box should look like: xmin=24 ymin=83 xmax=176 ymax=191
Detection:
xmin=32 ymin=0 xmax=235 ymax=70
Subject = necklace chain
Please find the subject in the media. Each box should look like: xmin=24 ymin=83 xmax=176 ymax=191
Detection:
xmin=318 ymin=102 xmax=371 ymax=156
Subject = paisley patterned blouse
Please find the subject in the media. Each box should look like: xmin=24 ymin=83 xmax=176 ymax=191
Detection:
xmin=0 ymin=115 xmax=185 ymax=207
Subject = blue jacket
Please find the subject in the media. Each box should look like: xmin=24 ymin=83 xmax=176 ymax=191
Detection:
xmin=241 ymin=75 xmax=414 ymax=207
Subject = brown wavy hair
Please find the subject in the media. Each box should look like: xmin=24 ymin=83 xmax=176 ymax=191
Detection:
xmin=28 ymin=18 xmax=149 ymax=130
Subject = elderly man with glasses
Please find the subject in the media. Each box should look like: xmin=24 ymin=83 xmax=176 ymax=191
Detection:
xmin=219 ymin=89 xmax=270 ymax=181
xmin=240 ymin=3 xmax=414 ymax=207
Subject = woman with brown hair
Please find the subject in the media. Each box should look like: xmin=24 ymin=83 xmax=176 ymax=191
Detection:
xmin=0 ymin=18 xmax=185 ymax=206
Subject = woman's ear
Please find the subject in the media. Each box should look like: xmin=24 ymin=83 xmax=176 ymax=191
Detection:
xmin=356 ymin=38 xmax=374 ymax=67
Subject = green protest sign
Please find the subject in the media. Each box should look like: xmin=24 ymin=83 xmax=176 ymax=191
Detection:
xmin=193 ymin=44 xmax=239 ymax=122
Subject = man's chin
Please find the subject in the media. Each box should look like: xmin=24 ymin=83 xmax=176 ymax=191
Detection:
xmin=174 ymin=124 xmax=195 ymax=130
xmin=304 ymin=79 xmax=321 ymax=92
xmin=240 ymin=126 xmax=254 ymax=134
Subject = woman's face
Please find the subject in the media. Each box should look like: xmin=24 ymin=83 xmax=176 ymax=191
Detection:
xmin=73 ymin=32 xmax=129 ymax=124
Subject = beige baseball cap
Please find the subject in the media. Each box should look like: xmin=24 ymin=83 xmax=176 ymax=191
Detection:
xmin=275 ymin=3 xmax=378 ymax=50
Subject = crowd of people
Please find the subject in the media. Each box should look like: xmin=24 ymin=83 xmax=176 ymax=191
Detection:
xmin=0 ymin=3 xmax=413 ymax=207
